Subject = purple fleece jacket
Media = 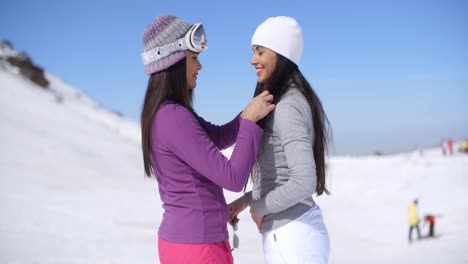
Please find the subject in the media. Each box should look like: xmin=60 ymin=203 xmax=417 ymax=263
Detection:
xmin=151 ymin=102 xmax=263 ymax=243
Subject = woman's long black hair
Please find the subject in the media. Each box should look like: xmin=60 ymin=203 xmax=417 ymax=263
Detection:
xmin=254 ymin=54 xmax=331 ymax=195
xmin=140 ymin=58 xmax=210 ymax=177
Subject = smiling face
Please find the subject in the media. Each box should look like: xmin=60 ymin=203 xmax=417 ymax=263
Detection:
xmin=186 ymin=50 xmax=202 ymax=89
xmin=251 ymin=45 xmax=277 ymax=84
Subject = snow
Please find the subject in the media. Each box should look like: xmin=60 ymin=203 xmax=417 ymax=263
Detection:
xmin=1 ymin=68 xmax=467 ymax=263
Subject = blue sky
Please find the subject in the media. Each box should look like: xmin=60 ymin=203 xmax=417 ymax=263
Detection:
xmin=2 ymin=0 xmax=467 ymax=155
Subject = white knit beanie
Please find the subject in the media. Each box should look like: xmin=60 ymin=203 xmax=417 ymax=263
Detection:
xmin=251 ymin=16 xmax=303 ymax=66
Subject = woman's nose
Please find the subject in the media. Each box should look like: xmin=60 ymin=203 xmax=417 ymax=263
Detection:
xmin=250 ymin=55 xmax=257 ymax=66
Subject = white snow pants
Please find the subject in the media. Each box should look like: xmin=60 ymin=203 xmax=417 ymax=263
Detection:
xmin=262 ymin=206 xmax=330 ymax=264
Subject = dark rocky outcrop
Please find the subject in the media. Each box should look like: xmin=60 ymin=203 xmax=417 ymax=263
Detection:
xmin=1 ymin=39 xmax=49 ymax=88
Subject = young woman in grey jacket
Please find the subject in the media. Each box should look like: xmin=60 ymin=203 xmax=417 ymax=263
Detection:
xmin=229 ymin=16 xmax=331 ymax=264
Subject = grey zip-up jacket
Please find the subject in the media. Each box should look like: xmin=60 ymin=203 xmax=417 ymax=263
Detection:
xmin=245 ymin=83 xmax=317 ymax=233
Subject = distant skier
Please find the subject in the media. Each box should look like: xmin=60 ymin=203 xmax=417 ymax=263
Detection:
xmin=407 ymin=199 xmax=421 ymax=243
xmin=441 ymin=139 xmax=447 ymax=156
xmin=447 ymin=138 xmax=454 ymax=155
xmin=460 ymin=139 xmax=468 ymax=153
xmin=423 ymin=214 xmax=436 ymax=238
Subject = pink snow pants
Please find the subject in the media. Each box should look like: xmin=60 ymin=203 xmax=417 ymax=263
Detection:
xmin=158 ymin=237 xmax=234 ymax=264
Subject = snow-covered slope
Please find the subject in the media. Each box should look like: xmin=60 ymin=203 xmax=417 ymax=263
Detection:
xmin=224 ymin=147 xmax=468 ymax=264
xmin=1 ymin=66 xmax=467 ymax=263
xmin=0 ymin=68 xmax=161 ymax=263
xmin=316 ymin=149 xmax=468 ymax=264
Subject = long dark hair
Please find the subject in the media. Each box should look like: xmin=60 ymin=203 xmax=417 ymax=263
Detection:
xmin=254 ymin=54 xmax=331 ymax=195
xmin=141 ymin=58 xmax=209 ymax=177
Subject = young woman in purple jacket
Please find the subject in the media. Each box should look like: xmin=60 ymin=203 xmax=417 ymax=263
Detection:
xmin=139 ymin=15 xmax=275 ymax=263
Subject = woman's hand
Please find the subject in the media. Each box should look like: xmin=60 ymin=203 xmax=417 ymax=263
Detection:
xmin=250 ymin=207 xmax=263 ymax=232
xmin=228 ymin=196 xmax=248 ymax=226
xmin=241 ymin=90 xmax=275 ymax=123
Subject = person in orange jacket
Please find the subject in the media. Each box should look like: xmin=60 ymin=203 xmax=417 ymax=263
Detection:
xmin=424 ymin=214 xmax=436 ymax=237
xmin=447 ymin=138 xmax=454 ymax=155
xmin=407 ymin=199 xmax=421 ymax=242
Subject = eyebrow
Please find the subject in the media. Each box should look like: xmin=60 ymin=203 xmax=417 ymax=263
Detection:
xmin=252 ymin=46 xmax=263 ymax=52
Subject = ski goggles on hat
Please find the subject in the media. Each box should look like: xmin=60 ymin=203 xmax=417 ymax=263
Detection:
xmin=141 ymin=23 xmax=208 ymax=65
